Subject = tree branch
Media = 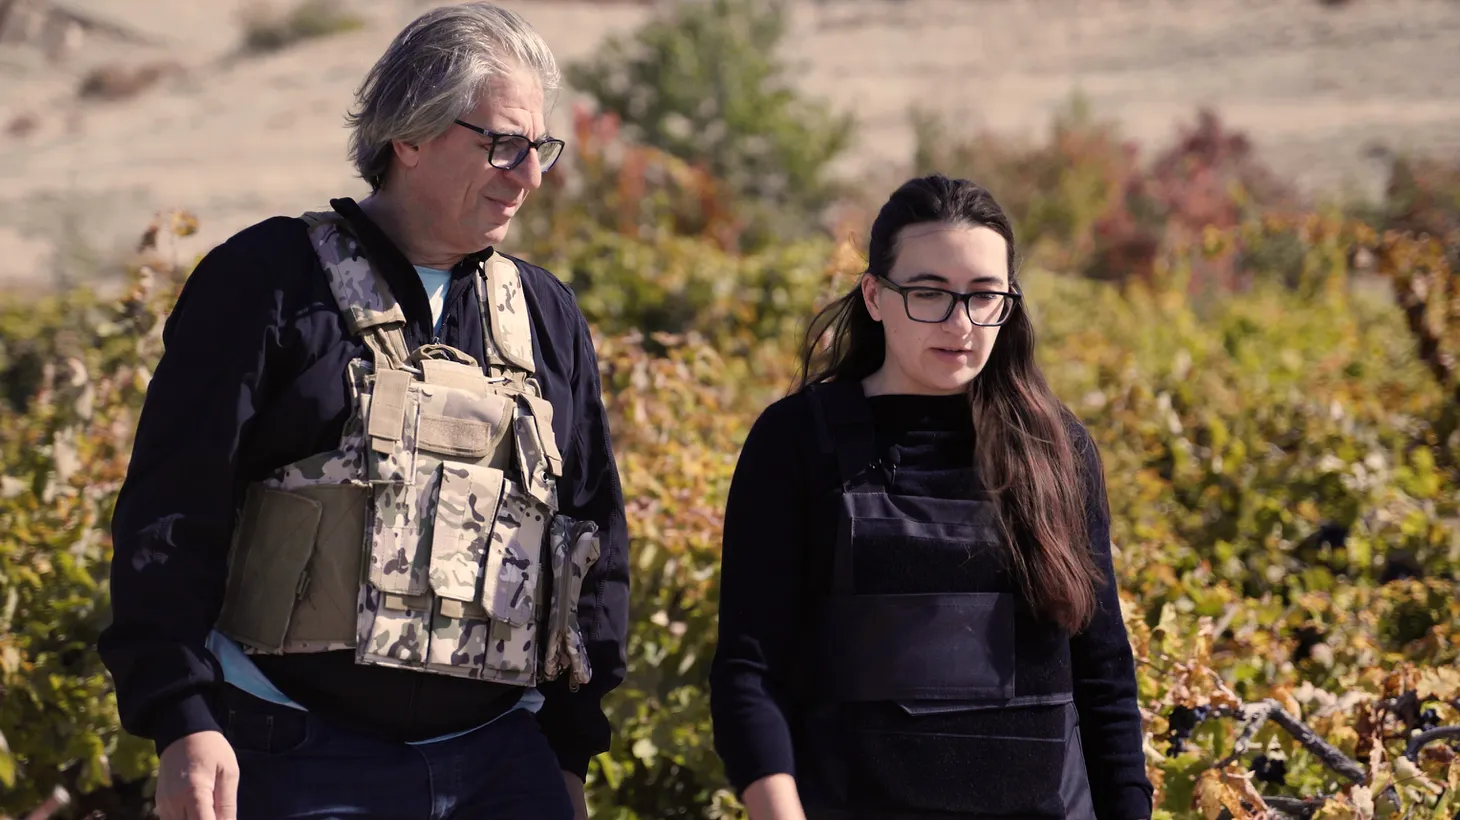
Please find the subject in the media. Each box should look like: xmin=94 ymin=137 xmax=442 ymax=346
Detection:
xmin=1211 ymin=602 xmax=1241 ymax=641
xmin=1213 ymin=700 xmax=1275 ymax=769
xmin=1264 ymin=795 xmax=1323 ymax=820
xmin=1265 ymin=700 xmax=1368 ymax=783
xmin=21 ymin=786 xmax=70 ymax=820
xmin=1404 ymin=725 xmax=1460 ymax=762
xmin=1206 ymin=712 xmax=1458 ymax=820
xmin=1208 ymin=698 xmax=1367 ymax=783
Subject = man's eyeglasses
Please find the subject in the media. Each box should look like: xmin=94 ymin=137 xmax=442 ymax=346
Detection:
xmin=874 ymin=274 xmax=1020 ymax=326
xmin=454 ymin=120 xmax=566 ymax=172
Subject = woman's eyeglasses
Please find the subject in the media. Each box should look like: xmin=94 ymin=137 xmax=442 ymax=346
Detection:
xmin=874 ymin=274 xmax=1019 ymax=326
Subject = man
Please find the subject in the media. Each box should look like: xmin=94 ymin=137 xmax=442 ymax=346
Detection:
xmin=96 ymin=4 xmax=630 ymax=819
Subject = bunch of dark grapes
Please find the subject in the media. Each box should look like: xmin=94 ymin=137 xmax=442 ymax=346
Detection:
xmin=1166 ymin=704 xmax=1210 ymax=755
xmin=1250 ymin=753 xmax=1287 ymax=786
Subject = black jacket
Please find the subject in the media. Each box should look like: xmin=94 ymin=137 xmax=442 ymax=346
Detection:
xmin=97 ymin=198 xmax=631 ymax=779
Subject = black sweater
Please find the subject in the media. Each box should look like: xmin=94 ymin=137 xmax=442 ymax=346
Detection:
xmin=708 ymin=390 xmax=1153 ymax=819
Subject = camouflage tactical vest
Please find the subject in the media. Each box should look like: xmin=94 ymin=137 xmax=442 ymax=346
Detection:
xmin=213 ymin=210 xmax=599 ymax=691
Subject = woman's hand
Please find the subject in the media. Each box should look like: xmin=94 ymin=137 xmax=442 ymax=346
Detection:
xmin=742 ymin=773 xmax=807 ymax=820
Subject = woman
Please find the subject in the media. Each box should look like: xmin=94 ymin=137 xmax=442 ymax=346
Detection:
xmin=708 ymin=174 xmax=1153 ymax=820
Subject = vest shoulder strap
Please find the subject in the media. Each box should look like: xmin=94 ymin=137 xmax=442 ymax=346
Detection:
xmin=478 ymin=252 xmax=537 ymax=375
xmin=300 ymin=210 xmax=411 ymax=370
xmin=805 ymin=379 xmax=878 ymax=488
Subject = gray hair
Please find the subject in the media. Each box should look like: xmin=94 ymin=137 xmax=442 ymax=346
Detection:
xmin=345 ymin=2 xmax=560 ymax=192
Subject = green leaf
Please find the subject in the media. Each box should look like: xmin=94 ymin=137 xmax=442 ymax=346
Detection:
xmin=631 ymin=737 xmax=658 ymax=764
xmin=0 ymin=731 xmax=14 ymax=789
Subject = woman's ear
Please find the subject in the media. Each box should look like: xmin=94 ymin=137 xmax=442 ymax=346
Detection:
xmin=860 ymin=274 xmax=883 ymax=322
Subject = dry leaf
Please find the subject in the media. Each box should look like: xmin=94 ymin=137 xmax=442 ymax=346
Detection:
xmin=1418 ymin=667 xmax=1460 ymax=701
xmin=1393 ymin=755 xmax=1443 ymax=795
xmin=1195 ymin=769 xmax=1229 ymax=820
xmin=1271 ymin=684 xmax=1303 ymax=719
xmin=1223 ymin=766 xmax=1270 ymax=818
xmin=1351 ymin=785 xmax=1375 ymax=820
xmin=1313 ymin=794 xmax=1357 ymax=820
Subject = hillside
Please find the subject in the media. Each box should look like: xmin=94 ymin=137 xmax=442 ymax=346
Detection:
xmin=1 ymin=0 xmax=1458 ymax=291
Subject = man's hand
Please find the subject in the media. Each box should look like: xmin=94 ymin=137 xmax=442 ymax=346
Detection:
xmin=155 ymin=731 xmax=240 ymax=820
xmin=561 ymin=770 xmax=589 ymax=820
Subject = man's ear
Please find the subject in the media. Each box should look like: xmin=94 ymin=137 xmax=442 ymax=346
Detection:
xmin=392 ymin=138 xmax=422 ymax=171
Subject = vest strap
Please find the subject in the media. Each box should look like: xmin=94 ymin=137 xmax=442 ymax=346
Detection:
xmin=301 ymin=210 xmax=412 ymax=371
xmin=301 ymin=210 xmax=536 ymax=380
xmin=361 ymin=327 xmax=412 ymax=373
xmin=520 ymin=394 xmax=563 ymax=477
xmin=806 ymin=380 xmax=878 ymax=488
xmin=479 ymin=253 xmax=537 ymax=375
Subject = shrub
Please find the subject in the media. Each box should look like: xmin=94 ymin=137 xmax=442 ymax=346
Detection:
xmin=913 ymin=100 xmax=1302 ymax=297
xmin=237 ymin=0 xmax=364 ymax=55
xmin=76 ymin=62 xmax=184 ymax=103
xmin=566 ymin=0 xmax=856 ymax=250
xmin=506 ymin=104 xmax=750 ymax=259
xmin=542 ymin=226 xmax=836 ymax=357
xmin=912 ymin=96 xmax=1144 ymax=277
xmin=1369 ymin=152 xmax=1460 ymax=273
xmin=581 ymin=216 xmax=1460 ymax=818
xmin=0 ymin=116 xmax=1457 ymax=820
xmin=0 ymin=215 xmax=194 ymax=816
xmin=507 ymin=104 xmax=845 ymax=359
xmin=587 ymin=332 xmax=795 ymax=819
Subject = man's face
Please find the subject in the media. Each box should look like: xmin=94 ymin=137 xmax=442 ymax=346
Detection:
xmin=394 ymin=62 xmax=548 ymax=253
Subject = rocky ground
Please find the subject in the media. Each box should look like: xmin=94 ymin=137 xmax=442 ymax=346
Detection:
xmin=1 ymin=0 xmax=1458 ymax=292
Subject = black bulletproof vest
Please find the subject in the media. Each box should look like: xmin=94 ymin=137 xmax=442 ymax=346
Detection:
xmin=794 ymin=380 xmax=1096 ymax=820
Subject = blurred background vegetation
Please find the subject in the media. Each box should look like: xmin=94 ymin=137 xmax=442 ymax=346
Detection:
xmin=2 ymin=0 xmax=1458 ymax=818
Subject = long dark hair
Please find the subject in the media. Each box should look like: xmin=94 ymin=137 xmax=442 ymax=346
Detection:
xmin=797 ymin=173 xmax=1103 ymax=633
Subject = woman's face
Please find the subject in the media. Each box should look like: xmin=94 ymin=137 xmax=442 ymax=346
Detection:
xmin=860 ymin=222 xmax=1012 ymax=396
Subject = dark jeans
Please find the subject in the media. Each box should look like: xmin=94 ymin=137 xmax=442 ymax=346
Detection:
xmin=216 ymin=685 xmax=575 ymax=820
